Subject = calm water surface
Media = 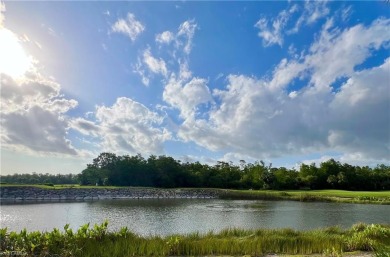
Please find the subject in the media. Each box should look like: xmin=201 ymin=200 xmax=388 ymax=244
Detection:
xmin=1 ymin=199 xmax=389 ymax=236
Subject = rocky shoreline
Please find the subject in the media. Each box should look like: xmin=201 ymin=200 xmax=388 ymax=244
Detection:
xmin=0 ymin=186 xmax=219 ymax=203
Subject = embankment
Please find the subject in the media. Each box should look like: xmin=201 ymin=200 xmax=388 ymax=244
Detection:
xmin=1 ymin=186 xmax=389 ymax=204
xmin=0 ymin=186 xmax=218 ymax=202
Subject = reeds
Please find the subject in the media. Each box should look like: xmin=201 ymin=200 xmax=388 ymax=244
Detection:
xmin=1 ymin=222 xmax=389 ymax=257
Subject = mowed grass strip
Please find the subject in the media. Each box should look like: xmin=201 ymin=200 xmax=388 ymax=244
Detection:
xmin=222 ymin=189 xmax=390 ymax=204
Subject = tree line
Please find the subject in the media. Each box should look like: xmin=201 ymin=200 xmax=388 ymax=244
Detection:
xmin=2 ymin=152 xmax=389 ymax=190
xmin=0 ymin=173 xmax=78 ymax=185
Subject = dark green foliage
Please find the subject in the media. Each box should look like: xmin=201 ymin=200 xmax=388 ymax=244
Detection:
xmin=0 ymin=173 xmax=78 ymax=185
xmin=1 ymin=223 xmax=389 ymax=257
xmin=2 ymin=154 xmax=389 ymax=191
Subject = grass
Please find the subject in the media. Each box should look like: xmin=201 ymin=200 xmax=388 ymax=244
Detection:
xmin=221 ymin=189 xmax=390 ymax=204
xmin=1 ymin=223 xmax=389 ymax=257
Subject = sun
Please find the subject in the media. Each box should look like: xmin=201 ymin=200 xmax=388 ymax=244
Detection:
xmin=0 ymin=28 xmax=32 ymax=79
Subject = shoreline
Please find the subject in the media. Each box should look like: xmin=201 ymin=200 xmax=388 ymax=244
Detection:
xmin=1 ymin=186 xmax=389 ymax=204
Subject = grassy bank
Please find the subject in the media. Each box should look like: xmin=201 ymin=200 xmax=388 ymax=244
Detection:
xmin=219 ymin=189 xmax=390 ymax=204
xmin=1 ymin=223 xmax=389 ymax=257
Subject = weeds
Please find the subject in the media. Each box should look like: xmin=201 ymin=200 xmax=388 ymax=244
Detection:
xmin=0 ymin=223 xmax=389 ymax=257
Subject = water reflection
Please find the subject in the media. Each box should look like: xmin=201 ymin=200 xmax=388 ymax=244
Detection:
xmin=1 ymin=199 xmax=389 ymax=236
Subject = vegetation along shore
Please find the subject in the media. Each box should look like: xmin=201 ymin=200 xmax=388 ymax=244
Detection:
xmin=2 ymin=153 xmax=389 ymax=204
xmin=1 ymin=186 xmax=389 ymax=204
xmin=1 ymin=222 xmax=389 ymax=257
xmin=1 ymin=153 xmax=389 ymax=191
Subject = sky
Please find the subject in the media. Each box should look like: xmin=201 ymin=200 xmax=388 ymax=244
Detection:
xmin=0 ymin=1 xmax=389 ymax=175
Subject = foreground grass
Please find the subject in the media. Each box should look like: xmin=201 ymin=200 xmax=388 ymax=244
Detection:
xmin=1 ymin=223 xmax=389 ymax=257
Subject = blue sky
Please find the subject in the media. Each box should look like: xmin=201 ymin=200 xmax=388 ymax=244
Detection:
xmin=1 ymin=1 xmax=389 ymax=174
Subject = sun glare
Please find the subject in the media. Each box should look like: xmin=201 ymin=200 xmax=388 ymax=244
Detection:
xmin=0 ymin=28 xmax=32 ymax=79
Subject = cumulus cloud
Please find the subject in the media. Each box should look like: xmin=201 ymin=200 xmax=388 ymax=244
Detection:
xmin=71 ymin=97 xmax=171 ymax=155
xmin=307 ymin=18 xmax=390 ymax=88
xmin=0 ymin=4 xmax=84 ymax=158
xmin=112 ymin=13 xmax=145 ymax=41
xmin=328 ymin=58 xmax=390 ymax=159
xmin=1 ymin=74 xmax=79 ymax=156
xmin=163 ymin=76 xmax=212 ymax=120
xmin=174 ymin=17 xmax=390 ymax=162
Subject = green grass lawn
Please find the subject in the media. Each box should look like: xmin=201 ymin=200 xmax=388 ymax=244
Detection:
xmin=222 ymin=189 xmax=390 ymax=204
xmin=286 ymin=189 xmax=390 ymax=198
xmin=228 ymin=189 xmax=390 ymax=198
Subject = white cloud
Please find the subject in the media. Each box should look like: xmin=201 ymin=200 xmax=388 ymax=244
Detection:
xmin=133 ymin=61 xmax=150 ymax=86
xmin=0 ymin=7 xmax=82 ymax=158
xmin=178 ymin=60 xmax=192 ymax=80
xmin=328 ymin=58 xmax=390 ymax=160
xmin=307 ymin=18 xmax=390 ymax=89
xmin=255 ymin=11 xmax=290 ymax=47
xmin=305 ymin=1 xmax=329 ymax=24
xmin=255 ymin=2 xmax=330 ymax=47
xmin=269 ymin=58 xmax=305 ymax=90
xmin=1 ymin=74 xmax=79 ymax=156
xmin=112 ymin=13 xmax=145 ymax=41
xmin=255 ymin=5 xmax=298 ymax=47
xmin=156 ymin=31 xmax=174 ymax=44
xmin=133 ymin=48 xmax=169 ymax=86
xmin=177 ymin=20 xmax=197 ymax=54
xmin=142 ymin=48 xmax=168 ymax=77
xmin=156 ymin=20 xmax=197 ymax=55
xmin=163 ymin=76 xmax=212 ymax=120
xmin=268 ymin=17 xmax=390 ymax=90
xmin=341 ymin=6 xmax=352 ymax=22
xmin=134 ymin=20 xmax=198 ymax=85
xmin=174 ymin=18 xmax=390 ymax=162
xmin=0 ymin=2 xmax=5 ymax=28
xmin=71 ymin=98 xmax=171 ymax=155
xmin=290 ymin=1 xmax=329 ymax=34
xmin=288 ymin=91 xmax=298 ymax=99
xmin=70 ymin=118 xmax=100 ymax=137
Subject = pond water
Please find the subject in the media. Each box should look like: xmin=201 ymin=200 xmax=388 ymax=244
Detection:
xmin=1 ymin=199 xmax=389 ymax=236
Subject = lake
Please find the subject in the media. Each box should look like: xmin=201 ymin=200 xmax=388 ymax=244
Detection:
xmin=1 ymin=199 xmax=389 ymax=236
